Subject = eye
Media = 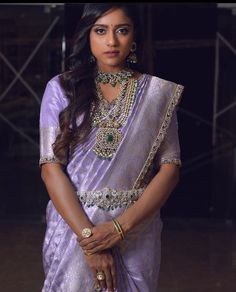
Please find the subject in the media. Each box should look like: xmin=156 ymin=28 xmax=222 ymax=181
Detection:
xmin=94 ymin=28 xmax=106 ymax=35
xmin=116 ymin=27 xmax=129 ymax=35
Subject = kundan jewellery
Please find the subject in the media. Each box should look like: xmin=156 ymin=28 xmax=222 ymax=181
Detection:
xmin=91 ymin=69 xmax=137 ymax=159
xmin=81 ymin=227 xmax=93 ymax=238
xmin=95 ymin=68 xmax=134 ymax=87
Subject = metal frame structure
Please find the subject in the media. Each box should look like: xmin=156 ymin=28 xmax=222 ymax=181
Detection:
xmin=213 ymin=32 xmax=236 ymax=146
xmin=0 ymin=4 xmax=63 ymax=151
xmin=0 ymin=3 xmax=235 ymax=164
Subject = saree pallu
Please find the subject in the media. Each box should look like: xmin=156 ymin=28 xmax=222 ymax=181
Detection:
xmin=39 ymin=74 xmax=184 ymax=292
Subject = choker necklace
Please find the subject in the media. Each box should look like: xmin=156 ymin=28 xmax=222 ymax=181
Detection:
xmin=95 ymin=68 xmax=134 ymax=87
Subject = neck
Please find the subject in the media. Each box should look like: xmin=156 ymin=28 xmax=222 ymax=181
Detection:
xmin=96 ymin=61 xmax=128 ymax=73
xmin=98 ymin=67 xmax=128 ymax=73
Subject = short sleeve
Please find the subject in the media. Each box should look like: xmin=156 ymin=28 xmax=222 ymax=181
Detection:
xmin=155 ymin=108 xmax=182 ymax=167
xmin=39 ymin=76 xmax=67 ymax=166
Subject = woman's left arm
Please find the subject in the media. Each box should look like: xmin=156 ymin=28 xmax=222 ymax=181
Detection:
xmin=117 ymin=163 xmax=180 ymax=233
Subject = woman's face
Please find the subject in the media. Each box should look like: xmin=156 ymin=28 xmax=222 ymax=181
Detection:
xmin=89 ymin=8 xmax=135 ymax=72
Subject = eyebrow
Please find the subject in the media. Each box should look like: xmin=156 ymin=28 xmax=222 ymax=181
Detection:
xmin=92 ymin=23 xmax=132 ymax=28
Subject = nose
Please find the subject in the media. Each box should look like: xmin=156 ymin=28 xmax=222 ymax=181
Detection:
xmin=106 ymin=31 xmax=118 ymax=47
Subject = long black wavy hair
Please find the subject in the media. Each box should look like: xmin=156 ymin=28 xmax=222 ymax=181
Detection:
xmin=53 ymin=3 xmax=145 ymax=163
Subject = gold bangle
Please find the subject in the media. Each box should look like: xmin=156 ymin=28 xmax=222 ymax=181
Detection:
xmin=114 ymin=220 xmax=125 ymax=240
xmin=112 ymin=219 xmax=125 ymax=240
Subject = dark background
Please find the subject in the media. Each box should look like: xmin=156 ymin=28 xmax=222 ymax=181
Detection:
xmin=0 ymin=3 xmax=235 ymax=221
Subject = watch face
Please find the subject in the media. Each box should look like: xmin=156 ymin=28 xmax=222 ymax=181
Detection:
xmin=82 ymin=228 xmax=92 ymax=238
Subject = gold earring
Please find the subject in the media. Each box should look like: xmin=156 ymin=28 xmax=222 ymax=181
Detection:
xmin=127 ymin=42 xmax=138 ymax=64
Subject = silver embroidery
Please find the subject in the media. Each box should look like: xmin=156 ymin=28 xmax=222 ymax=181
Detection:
xmin=39 ymin=127 xmax=62 ymax=165
xmin=77 ymin=187 xmax=145 ymax=211
xmin=133 ymin=84 xmax=184 ymax=189
xmin=160 ymin=158 xmax=182 ymax=166
xmin=39 ymin=156 xmax=61 ymax=165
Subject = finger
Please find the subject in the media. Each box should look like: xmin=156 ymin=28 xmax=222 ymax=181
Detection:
xmin=85 ymin=246 xmax=103 ymax=255
xmin=79 ymin=238 xmax=97 ymax=247
xmin=82 ymin=240 xmax=99 ymax=250
xmin=85 ymin=242 xmax=105 ymax=254
xmin=96 ymin=270 xmax=106 ymax=290
xmin=111 ymin=264 xmax=117 ymax=291
xmin=103 ymin=268 xmax=113 ymax=292
xmin=92 ymin=269 xmax=101 ymax=292
xmin=84 ymin=250 xmax=94 ymax=256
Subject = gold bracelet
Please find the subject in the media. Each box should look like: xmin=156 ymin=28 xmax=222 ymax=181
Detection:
xmin=113 ymin=221 xmax=123 ymax=239
xmin=112 ymin=219 xmax=125 ymax=240
xmin=113 ymin=223 xmax=123 ymax=238
xmin=114 ymin=220 xmax=125 ymax=240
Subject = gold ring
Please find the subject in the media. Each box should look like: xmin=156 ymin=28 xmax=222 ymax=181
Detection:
xmin=81 ymin=227 xmax=92 ymax=238
xmin=84 ymin=251 xmax=92 ymax=256
xmin=94 ymin=284 xmax=102 ymax=291
xmin=96 ymin=271 xmax=105 ymax=281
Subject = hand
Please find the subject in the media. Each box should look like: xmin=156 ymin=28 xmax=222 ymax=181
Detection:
xmin=78 ymin=221 xmax=121 ymax=254
xmin=84 ymin=250 xmax=116 ymax=292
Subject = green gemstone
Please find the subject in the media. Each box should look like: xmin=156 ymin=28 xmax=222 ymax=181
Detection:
xmin=106 ymin=134 xmax=114 ymax=142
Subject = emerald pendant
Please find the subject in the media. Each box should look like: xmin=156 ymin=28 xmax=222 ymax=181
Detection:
xmin=107 ymin=134 xmax=114 ymax=142
xmin=93 ymin=128 xmax=123 ymax=159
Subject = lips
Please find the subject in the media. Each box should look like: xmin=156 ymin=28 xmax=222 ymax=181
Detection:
xmin=104 ymin=51 xmax=119 ymax=57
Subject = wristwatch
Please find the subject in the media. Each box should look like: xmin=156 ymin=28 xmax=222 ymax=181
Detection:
xmin=81 ymin=227 xmax=92 ymax=238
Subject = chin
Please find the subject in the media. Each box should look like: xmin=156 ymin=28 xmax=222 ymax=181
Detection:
xmin=104 ymin=60 xmax=126 ymax=68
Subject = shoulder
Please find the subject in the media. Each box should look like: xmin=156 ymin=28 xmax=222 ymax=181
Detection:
xmin=147 ymin=74 xmax=184 ymax=102
xmin=46 ymin=74 xmax=64 ymax=91
xmin=44 ymin=74 xmax=66 ymax=99
xmin=143 ymin=74 xmax=184 ymax=109
xmin=148 ymin=74 xmax=184 ymax=89
xmin=43 ymin=74 xmax=68 ymax=104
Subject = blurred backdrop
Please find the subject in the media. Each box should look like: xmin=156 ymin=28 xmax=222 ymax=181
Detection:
xmin=0 ymin=3 xmax=235 ymax=221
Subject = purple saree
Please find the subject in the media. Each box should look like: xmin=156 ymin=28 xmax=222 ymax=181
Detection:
xmin=39 ymin=74 xmax=184 ymax=292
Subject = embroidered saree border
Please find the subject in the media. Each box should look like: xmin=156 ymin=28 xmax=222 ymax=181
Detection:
xmin=39 ymin=127 xmax=66 ymax=166
xmin=39 ymin=156 xmax=62 ymax=165
xmin=160 ymin=158 xmax=182 ymax=166
xmin=133 ymin=84 xmax=184 ymax=189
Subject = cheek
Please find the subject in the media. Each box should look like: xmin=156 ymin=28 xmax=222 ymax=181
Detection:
xmin=90 ymin=36 xmax=103 ymax=55
xmin=122 ymin=39 xmax=133 ymax=54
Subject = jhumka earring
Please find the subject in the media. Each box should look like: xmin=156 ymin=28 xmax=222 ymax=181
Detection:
xmin=89 ymin=55 xmax=95 ymax=63
xmin=126 ymin=42 xmax=138 ymax=64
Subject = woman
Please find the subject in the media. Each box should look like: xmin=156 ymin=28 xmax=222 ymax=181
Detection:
xmin=39 ymin=3 xmax=184 ymax=292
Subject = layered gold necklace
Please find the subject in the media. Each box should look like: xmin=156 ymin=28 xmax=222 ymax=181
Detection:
xmin=91 ymin=69 xmax=137 ymax=159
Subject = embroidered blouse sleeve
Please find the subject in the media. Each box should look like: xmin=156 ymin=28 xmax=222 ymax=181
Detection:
xmin=156 ymin=108 xmax=182 ymax=167
xmin=39 ymin=77 xmax=66 ymax=166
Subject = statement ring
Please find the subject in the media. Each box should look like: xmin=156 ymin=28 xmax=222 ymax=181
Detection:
xmin=94 ymin=284 xmax=102 ymax=291
xmin=96 ymin=271 xmax=105 ymax=281
xmin=81 ymin=227 xmax=92 ymax=238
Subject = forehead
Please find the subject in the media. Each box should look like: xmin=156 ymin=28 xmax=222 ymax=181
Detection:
xmin=94 ymin=8 xmax=133 ymax=26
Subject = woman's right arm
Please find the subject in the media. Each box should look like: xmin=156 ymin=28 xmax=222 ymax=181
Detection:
xmin=41 ymin=162 xmax=117 ymax=291
xmin=41 ymin=162 xmax=93 ymax=236
xmin=40 ymin=78 xmax=116 ymax=291
xmin=39 ymin=78 xmax=93 ymax=236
